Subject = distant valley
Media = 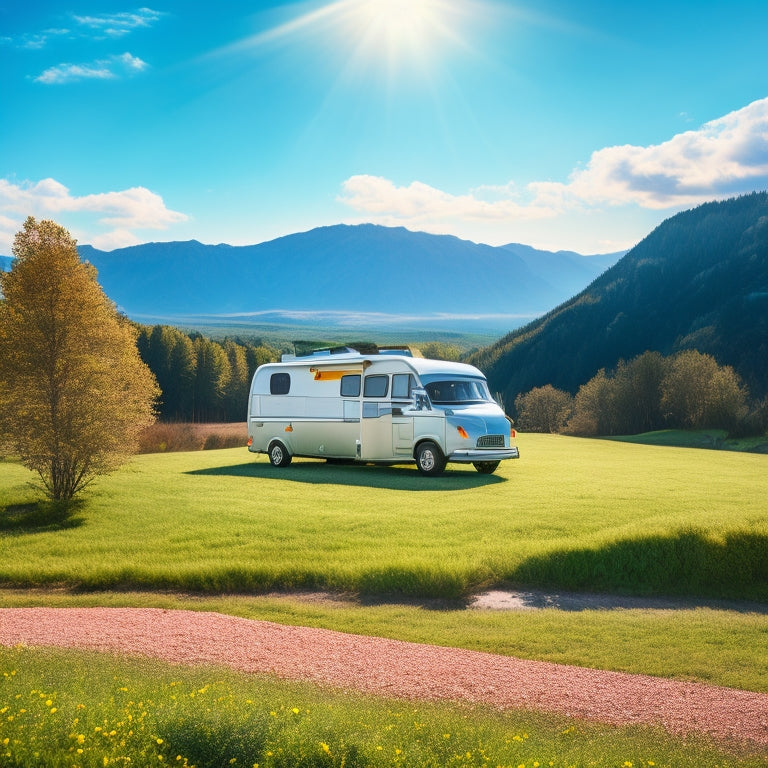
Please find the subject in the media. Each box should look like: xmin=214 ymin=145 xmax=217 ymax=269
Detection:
xmin=2 ymin=224 xmax=623 ymax=335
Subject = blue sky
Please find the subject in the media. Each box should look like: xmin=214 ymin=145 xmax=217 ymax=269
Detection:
xmin=2 ymin=0 xmax=767 ymax=254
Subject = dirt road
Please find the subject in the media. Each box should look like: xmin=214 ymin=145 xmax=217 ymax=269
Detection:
xmin=1 ymin=607 xmax=766 ymax=747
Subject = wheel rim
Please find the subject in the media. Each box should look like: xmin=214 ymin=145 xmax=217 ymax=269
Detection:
xmin=420 ymin=449 xmax=435 ymax=471
xmin=271 ymin=445 xmax=283 ymax=464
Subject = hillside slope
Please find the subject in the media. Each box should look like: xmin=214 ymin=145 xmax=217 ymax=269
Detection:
xmin=472 ymin=192 xmax=768 ymax=403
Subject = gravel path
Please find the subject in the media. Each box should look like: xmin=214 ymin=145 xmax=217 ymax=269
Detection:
xmin=1 ymin=607 xmax=766 ymax=747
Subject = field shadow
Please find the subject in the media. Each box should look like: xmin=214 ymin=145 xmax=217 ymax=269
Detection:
xmin=187 ymin=460 xmax=504 ymax=491
xmin=510 ymin=528 xmax=768 ymax=606
xmin=0 ymin=500 xmax=85 ymax=535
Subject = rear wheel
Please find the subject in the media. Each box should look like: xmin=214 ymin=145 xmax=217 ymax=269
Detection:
xmin=473 ymin=460 xmax=500 ymax=474
xmin=415 ymin=441 xmax=446 ymax=477
xmin=268 ymin=441 xmax=292 ymax=468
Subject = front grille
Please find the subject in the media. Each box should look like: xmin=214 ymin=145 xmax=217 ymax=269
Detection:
xmin=477 ymin=434 xmax=505 ymax=448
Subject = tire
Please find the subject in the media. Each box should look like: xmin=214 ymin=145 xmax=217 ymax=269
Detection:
xmin=473 ymin=460 xmax=500 ymax=474
xmin=268 ymin=441 xmax=292 ymax=468
xmin=415 ymin=441 xmax=446 ymax=477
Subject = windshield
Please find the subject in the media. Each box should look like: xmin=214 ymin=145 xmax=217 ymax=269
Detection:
xmin=424 ymin=379 xmax=492 ymax=404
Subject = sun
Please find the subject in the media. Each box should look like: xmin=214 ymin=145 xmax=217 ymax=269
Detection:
xmin=227 ymin=0 xmax=478 ymax=78
xmin=338 ymin=0 xmax=468 ymax=75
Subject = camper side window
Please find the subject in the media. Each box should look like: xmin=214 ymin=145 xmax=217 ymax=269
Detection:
xmin=340 ymin=374 xmax=361 ymax=397
xmin=363 ymin=375 xmax=389 ymax=398
xmin=392 ymin=373 xmax=416 ymax=400
xmin=270 ymin=372 xmax=291 ymax=395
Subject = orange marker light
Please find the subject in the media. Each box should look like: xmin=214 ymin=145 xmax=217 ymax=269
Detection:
xmin=285 ymin=425 xmax=293 ymax=432
xmin=457 ymin=426 xmax=469 ymax=439
xmin=510 ymin=428 xmax=517 ymax=438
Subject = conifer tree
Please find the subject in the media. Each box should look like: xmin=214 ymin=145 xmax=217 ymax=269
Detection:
xmin=0 ymin=217 xmax=159 ymax=500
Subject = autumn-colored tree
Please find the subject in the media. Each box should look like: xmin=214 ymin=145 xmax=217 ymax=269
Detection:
xmin=514 ymin=385 xmax=573 ymax=433
xmin=0 ymin=218 xmax=159 ymax=500
xmin=661 ymin=350 xmax=748 ymax=431
xmin=610 ymin=351 xmax=669 ymax=434
xmin=566 ymin=369 xmax=617 ymax=436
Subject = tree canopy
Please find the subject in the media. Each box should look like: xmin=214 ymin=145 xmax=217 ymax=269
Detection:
xmin=0 ymin=217 xmax=159 ymax=499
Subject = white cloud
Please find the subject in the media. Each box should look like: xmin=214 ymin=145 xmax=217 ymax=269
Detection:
xmin=5 ymin=8 xmax=163 ymax=49
xmin=530 ymin=97 xmax=768 ymax=210
xmin=35 ymin=52 xmax=148 ymax=84
xmin=339 ymin=175 xmax=555 ymax=223
xmin=73 ymin=8 xmax=164 ymax=38
xmin=338 ymin=98 xmax=768 ymax=248
xmin=0 ymin=178 xmax=188 ymax=252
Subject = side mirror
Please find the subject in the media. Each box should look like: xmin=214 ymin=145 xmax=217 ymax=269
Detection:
xmin=411 ymin=387 xmax=432 ymax=411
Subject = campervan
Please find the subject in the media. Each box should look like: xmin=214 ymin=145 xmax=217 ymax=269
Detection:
xmin=247 ymin=347 xmax=519 ymax=476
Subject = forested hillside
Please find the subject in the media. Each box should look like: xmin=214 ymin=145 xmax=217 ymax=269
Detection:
xmin=472 ymin=193 xmax=768 ymax=409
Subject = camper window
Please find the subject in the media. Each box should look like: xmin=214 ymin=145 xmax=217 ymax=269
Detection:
xmin=392 ymin=373 xmax=416 ymax=400
xmin=340 ymin=374 xmax=361 ymax=397
xmin=363 ymin=375 xmax=389 ymax=398
xmin=425 ymin=379 xmax=491 ymax=404
xmin=270 ymin=372 xmax=291 ymax=395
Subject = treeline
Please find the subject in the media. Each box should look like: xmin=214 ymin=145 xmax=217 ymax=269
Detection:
xmin=136 ymin=325 xmax=279 ymax=422
xmin=514 ymin=350 xmax=768 ymax=437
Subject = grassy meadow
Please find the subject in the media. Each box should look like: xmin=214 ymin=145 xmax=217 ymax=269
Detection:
xmin=3 ymin=645 xmax=767 ymax=768
xmin=2 ymin=433 xmax=767 ymax=765
xmin=1 ymin=433 xmax=766 ymax=601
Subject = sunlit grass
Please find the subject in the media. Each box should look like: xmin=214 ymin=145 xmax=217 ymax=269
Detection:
xmin=2 ymin=646 xmax=765 ymax=768
xmin=2 ymin=434 xmax=766 ymax=601
xmin=2 ymin=434 xmax=767 ymax=694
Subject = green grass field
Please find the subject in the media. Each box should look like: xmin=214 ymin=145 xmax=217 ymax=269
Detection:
xmin=2 ymin=645 xmax=766 ymax=768
xmin=2 ymin=434 xmax=767 ymax=765
xmin=2 ymin=434 xmax=766 ymax=601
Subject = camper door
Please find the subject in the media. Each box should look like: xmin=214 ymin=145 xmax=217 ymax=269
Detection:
xmin=359 ymin=372 xmax=392 ymax=460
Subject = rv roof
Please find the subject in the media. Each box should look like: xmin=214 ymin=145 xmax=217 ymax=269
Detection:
xmin=282 ymin=344 xmax=415 ymax=362
xmin=275 ymin=351 xmax=485 ymax=378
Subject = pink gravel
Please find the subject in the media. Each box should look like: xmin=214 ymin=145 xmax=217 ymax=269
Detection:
xmin=1 ymin=607 xmax=766 ymax=747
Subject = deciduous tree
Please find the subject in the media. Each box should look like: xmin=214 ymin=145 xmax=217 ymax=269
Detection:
xmin=514 ymin=385 xmax=573 ymax=433
xmin=0 ymin=218 xmax=159 ymax=500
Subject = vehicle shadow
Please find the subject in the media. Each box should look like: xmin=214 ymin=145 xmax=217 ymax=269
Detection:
xmin=187 ymin=460 xmax=505 ymax=491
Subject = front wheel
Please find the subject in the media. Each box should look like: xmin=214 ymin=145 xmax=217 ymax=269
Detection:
xmin=268 ymin=441 xmax=292 ymax=468
xmin=473 ymin=460 xmax=500 ymax=474
xmin=415 ymin=441 xmax=446 ymax=477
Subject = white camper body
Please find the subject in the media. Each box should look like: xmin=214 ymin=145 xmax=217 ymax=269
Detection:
xmin=247 ymin=348 xmax=519 ymax=476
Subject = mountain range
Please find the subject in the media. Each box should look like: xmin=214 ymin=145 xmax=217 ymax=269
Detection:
xmin=0 ymin=225 xmax=622 ymax=334
xmin=3 ymin=195 xmax=767 ymax=402
xmin=472 ymin=192 xmax=768 ymax=402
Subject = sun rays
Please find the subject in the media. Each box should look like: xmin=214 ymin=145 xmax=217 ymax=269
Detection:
xmin=224 ymin=0 xmax=485 ymax=84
